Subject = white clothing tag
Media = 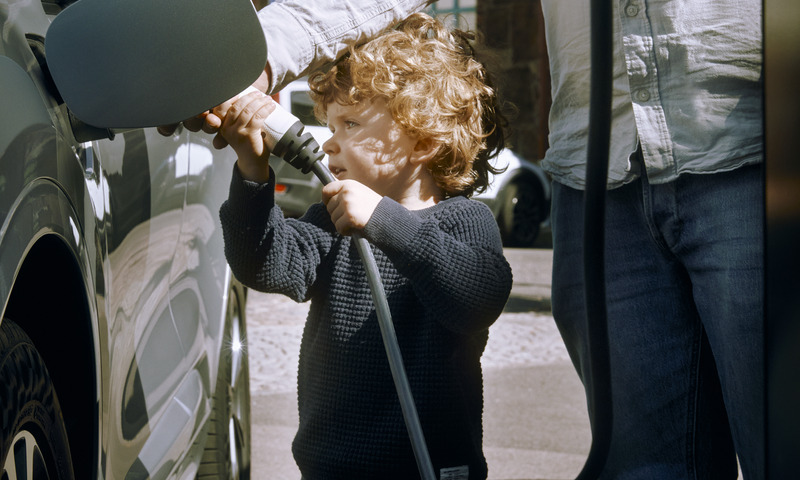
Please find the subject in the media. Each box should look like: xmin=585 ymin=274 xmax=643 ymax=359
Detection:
xmin=440 ymin=465 xmax=469 ymax=480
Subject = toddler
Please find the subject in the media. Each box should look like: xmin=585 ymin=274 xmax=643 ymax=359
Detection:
xmin=218 ymin=12 xmax=513 ymax=479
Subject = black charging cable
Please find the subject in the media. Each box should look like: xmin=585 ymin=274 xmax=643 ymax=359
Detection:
xmin=574 ymin=0 xmax=614 ymax=479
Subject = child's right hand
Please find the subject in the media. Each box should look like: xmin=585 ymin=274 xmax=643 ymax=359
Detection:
xmin=322 ymin=180 xmax=382 ymax=236
xmin=218 ymin=91 xmax=277 ymax=183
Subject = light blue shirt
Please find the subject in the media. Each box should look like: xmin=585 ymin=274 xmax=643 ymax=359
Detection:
xmin=258 ymin=0 xmax=429 ymax=93
xmin=540 ymin=0 xmax=763 ymax=189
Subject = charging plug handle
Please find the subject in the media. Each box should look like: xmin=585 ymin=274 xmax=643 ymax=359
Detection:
xmin=271 ymin=122 xmax=326 ymax=175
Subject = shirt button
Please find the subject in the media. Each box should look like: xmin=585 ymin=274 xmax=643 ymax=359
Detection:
xmin=625 ymin=5 xmax=639 ymax=16
xmin=634 ymin=88 xmax=651 ymax=102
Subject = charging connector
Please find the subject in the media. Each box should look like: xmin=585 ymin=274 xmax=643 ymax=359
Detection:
xmin=239 ymin=86 xmax=327 ymax=176
xmin=271 ymin=121 xmax=326 ymax=175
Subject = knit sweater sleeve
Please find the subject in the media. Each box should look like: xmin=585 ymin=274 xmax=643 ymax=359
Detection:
xmin=219 ymin=165 xmax=336 ymax=302
xmin=362 ymin=196 xmax=513 ymax=334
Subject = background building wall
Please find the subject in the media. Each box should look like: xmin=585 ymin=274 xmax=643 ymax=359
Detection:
xmin=475 ymin=0 xmax=550 ymax=161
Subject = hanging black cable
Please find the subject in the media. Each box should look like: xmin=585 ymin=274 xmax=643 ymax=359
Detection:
xmin=574 ymin=0 xmax=614 ymax=478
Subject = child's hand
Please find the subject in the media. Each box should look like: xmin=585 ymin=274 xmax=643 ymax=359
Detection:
xmin=322 ymin=180 xmax=383 ymax=236
xmin=219 ymin=91 xmax=277 ymax=183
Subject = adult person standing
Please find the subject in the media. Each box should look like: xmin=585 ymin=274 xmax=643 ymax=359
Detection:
xmin=541 ymin=0 xmax=763 ymax=478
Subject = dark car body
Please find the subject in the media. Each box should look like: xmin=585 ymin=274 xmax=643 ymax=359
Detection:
xmin=1 ymin=0 xmax=250 ymax=478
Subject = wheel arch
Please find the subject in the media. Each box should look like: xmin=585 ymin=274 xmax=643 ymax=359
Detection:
xmin=4 ymin=233 xmax=99 ymax=480
xmin=2 ymin=179 xmax=102 ymax=480
xmin=501 ymin=169 xmax=548 ymax=222
xmin=494 ymin=167 xmax=551 ymax=248
xmin=507 ymin=162 xmax=551 ymax=218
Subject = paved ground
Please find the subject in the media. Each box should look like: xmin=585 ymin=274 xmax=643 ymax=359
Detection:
xmin=244 ymin=247 xmax=593 ymax=479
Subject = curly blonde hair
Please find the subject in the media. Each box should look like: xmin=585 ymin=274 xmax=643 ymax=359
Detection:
xmin=308 ymin=12 xmax=506 ymax=198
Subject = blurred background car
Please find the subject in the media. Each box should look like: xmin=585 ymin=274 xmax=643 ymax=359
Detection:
xmin=270 ymin=80 xmax=551 ymax=248
xmin=1 ymin=1 xmax=251 ymax=478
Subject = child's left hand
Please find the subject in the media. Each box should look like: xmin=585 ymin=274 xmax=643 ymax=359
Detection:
xmin=322 ymin=180 xmax=382 ymax=236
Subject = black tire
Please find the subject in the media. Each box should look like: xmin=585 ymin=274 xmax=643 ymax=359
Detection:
xmin=196 ymin=284 xmax=251 ymax=479
xmin=1 ymin=318 xmax=75 ymax=480
xmin=498 ymin=177 xmax=543 ymax=248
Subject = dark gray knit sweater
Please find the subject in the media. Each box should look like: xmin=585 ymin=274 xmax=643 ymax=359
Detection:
xmin=220 ymin=166 xmax=513 ymax=479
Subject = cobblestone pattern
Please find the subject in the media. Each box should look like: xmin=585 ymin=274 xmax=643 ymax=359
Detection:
xmin=245 ymin=292 xmax=570 ymax=396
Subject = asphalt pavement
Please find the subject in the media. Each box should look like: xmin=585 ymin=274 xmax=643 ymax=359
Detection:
xmin=245 ymin=246 xmax=593 ymax=479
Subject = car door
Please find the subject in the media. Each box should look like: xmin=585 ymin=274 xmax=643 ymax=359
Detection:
xmin=96 ymin=122 xmax=240 ymax=479
xmin=91 ymin=125 xmax=201 ymax=476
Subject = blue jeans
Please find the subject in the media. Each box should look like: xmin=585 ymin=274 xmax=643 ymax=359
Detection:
xmin=551 ymin=163 xmax=764 ymax=479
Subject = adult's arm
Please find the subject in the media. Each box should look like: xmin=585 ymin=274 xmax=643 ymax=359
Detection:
xmin=259 ymin=0 xmax=433 ymax=93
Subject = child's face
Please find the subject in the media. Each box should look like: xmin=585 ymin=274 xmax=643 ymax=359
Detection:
xmin=323 ymin=98 xmax=423 ymax=199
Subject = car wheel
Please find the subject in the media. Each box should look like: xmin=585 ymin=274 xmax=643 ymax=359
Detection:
xmin=1 ymin=318 xmax=75 ymax=480
xmin=498 ymin=176 xmax=542 ymax=248
xmin=196 ymin=284 xmax=251 ymax=479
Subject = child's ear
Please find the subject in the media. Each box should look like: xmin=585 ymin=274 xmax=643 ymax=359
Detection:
xmin=411 ymin=137 xmax=440 ymax=165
